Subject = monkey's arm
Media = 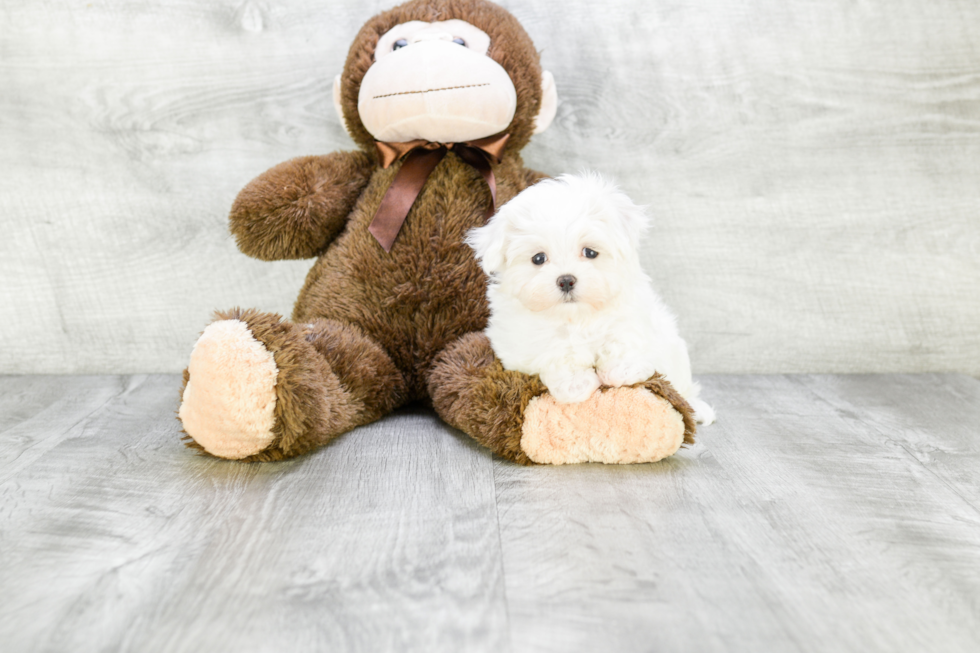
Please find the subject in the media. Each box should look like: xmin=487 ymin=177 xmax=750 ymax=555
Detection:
xmin=229 ymin=151 xmax=375 ymax=261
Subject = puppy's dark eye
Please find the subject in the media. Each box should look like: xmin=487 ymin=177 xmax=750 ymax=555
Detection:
xmin=393 ymin=39 xmax=408 ymax=50
xmin=453 ymin=37 xmax=466 ymax=46
xmin=583 ymin=247 xmax=599 ymax=259
xmin=531 ymin=252 xmax=547 ymax=265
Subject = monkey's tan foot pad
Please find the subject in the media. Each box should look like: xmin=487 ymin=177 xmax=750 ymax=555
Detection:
xmin=178 ymin=320 xmax=278 ymax=459
xmin=520 ymin=386 xmax=686 ymax=465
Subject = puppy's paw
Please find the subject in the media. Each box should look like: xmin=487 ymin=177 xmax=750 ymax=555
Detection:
xmin=542 ymin=369 xmax=602 ymax=404
xmin=597 ymin=360 xmax=654 ymax=388
xmin=689 ymin=397 xmax=716 ymax=425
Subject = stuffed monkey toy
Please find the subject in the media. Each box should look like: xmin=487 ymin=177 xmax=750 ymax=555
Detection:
xmin=177 ymin=0 xmax=696 ymax=465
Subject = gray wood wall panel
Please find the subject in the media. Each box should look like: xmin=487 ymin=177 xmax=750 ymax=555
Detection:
xmin=2 ymin=0 xmax=978 ymax=374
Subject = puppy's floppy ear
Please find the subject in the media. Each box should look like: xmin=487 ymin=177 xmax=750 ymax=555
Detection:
xmin=572 ymin=171 xmax=650 ymax=248
xmin=609 ymin=189 xmax=651 ymax=248
xmin=465 ymin=215 xmax=508 ymax=274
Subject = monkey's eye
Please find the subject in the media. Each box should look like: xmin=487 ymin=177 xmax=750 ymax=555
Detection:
xmin=583 ymin=247 xmax=599 ymax=259
xmin=452 ymin=37 xmax=466 ymax=46
xmin=393 ymin=39 xmax=409 ymax=50
xmin=531 ymin=252 xmax=547 ymax=265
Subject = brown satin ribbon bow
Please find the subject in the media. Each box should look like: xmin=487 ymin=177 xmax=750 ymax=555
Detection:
xmin=369 ymin=133 xmax=510 ymax=252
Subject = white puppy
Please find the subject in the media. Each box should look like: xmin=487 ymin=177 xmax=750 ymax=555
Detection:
xmin=466 ymin=172 xmax=715 ymax=424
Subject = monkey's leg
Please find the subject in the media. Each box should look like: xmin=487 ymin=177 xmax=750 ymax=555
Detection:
xmin=428 ymin=333 xmax=696 ymax=465
xmin=178 ymin=309 xmax=407 ymax=461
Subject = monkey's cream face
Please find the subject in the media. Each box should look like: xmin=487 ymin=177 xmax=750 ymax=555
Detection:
xmin=358 ymin=20 xmax=516 ymax=143
xmin=338 ymin=19 xmax=557 ymax=144
xmin=373 ymin=20 xmax=492 ymax=61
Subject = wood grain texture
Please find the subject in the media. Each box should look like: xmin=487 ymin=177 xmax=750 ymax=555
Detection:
xmin=2 ymin=373 xmax=979 ymax=652
xmin=0 ymin=375 xmax=507 ymax=653
xmin=1 ymin=0 xmax=979 ymax=375
xmin=494 ymin=373 xmax=980 ymax=652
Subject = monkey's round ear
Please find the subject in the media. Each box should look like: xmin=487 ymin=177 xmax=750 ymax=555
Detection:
xmin=333 ymin=75 xmax=353 ymax=138
xmin=532 ymin=71 xmax=558 ymax=135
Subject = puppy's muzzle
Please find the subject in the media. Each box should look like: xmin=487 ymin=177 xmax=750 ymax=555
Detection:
xmin=556 ymin=275 xmax=577 ymax=293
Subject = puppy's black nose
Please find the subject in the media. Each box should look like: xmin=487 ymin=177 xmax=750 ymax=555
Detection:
xmin=556 ymin=275 xmax=577 ymax=293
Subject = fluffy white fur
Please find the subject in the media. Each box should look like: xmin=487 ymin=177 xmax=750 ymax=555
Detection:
xmin=467 ymin=172 xmax=715 ymax=425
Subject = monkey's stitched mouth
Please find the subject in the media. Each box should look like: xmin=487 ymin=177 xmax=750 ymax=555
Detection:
xmin=372 ymin=83 xmax=490 ymax=99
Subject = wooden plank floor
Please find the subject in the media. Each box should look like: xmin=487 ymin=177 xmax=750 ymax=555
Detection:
xmin=1 ymin=374 xmax=978 ymax=652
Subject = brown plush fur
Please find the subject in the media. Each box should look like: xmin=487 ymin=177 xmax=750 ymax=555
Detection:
xmin=230 ymin=151 xmax=375 ymax=261
xmin=181 ymin=308 xmax=408 ymax=461
xmin=181 ymin=0 xmax=695 ymax=463
xmin=428 ymin=332 xmax=547 ymax=464
xmin=303 ymin=318 xmax=409 ymax=424
xmin=291 ymin=152 xmax=536 ymax=397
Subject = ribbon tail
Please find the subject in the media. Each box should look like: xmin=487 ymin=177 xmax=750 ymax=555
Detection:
xmin=369 ymin=147 xmax=447 ymax=252
xmin=454 ymin=146 xmax=497 ymax=222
